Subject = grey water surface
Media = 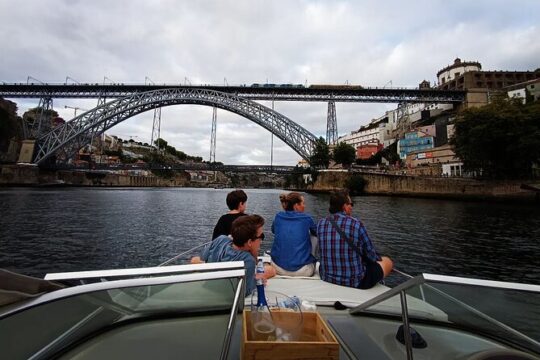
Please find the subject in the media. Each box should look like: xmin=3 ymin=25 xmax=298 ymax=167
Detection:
xmin=1 ymin=187 xmax=539 ymax=285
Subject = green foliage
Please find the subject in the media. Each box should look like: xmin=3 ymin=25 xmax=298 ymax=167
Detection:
xmin=0 ymin=99 xmax=21 ymax=152
xmin=309 ymin=137 xmax=330 ymax=168
xmin=154 ymin=138 xmax=168 ymax=149
xmin=333 ymin=142 xmax=356 ymax=167
xmin=22 ymin=107 xmax=59 ymax=127
xmin=450 ymin=97 xmax=540 ymax=179
xmin=165 ymin=144 xmax=177 ymax=155
xmin=346 ymin=175 xmax=367 ymax=195
xmin=146 ymin=137 xmax=203 ymax=163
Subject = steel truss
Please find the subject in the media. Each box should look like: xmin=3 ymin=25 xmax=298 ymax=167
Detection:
xmin=33 ymin=89 xmax=318 ymax=165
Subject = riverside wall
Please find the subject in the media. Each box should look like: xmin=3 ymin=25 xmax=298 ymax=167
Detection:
xmin=0 ymin=165 xmax=190 ymax=187
xmin=311 ymin=171 xmax=539 ymax=202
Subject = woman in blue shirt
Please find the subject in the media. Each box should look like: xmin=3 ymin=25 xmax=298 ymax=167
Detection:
xmin=271 ymin=192 xmax=317 ymax=276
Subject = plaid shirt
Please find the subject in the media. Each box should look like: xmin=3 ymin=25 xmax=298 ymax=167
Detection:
xmin=317 ymin=212 xmax=380 ymax=288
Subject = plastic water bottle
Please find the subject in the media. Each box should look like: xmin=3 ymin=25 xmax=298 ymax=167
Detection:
xmin=252 ymin=259 xmax=276 ymax=341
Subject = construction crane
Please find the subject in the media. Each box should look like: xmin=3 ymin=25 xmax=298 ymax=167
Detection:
xmin=64 ymin=105 xmax=88 ymax=117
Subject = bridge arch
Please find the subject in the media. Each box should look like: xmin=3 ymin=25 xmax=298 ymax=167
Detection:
xmin=34 ymin=88 xmax=318 ymax=165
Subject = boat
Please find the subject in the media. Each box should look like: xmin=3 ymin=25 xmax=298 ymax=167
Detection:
xmin=1 ymin=259 xmax=539 ymax=359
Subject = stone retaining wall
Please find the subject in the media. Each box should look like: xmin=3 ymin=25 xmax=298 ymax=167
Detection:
xmin=312 ymin=171 xmax=538 ymax=202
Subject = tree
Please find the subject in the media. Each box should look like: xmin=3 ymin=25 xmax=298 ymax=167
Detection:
xmin=333 ymin=141 xmax=356 ymax=168
xmin=450 ymin=96 xmax=540 ymax=179
xmin=309 ymin=137 xmax=330 ymax=168
xmin=22 ymin=107 xmax=58 ymax=128
xmin=154 ymin=138 xmax=168 ymax=149
xmin=0 ymin=98 xmax=21 ymax=152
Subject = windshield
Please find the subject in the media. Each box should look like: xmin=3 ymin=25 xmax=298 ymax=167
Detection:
xmin=351 ymin=274 xmax=540 ymax=355
xmin=0 ymin=267 xmax=243 ymax=360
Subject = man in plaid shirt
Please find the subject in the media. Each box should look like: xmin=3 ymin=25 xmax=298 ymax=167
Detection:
xmin=317 ymin=190 xmax=393 ymax=289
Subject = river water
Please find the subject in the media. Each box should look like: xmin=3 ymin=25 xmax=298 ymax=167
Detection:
xmin=2 ymin=187 xmax=540 ymax=343
xmin=1 ymin=187 xmax=539 ymax=284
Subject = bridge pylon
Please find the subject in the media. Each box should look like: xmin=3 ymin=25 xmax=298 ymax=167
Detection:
xmin=210 ymin=106 xmax=217 ymax=163
xmin=326 ymin=100 xmax=338 ymax=145
xmin=151 ymin=107 xmax=162 ymax=152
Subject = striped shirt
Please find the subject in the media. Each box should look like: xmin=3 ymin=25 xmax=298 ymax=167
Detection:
xmin=316 ymin=212 xmax=380 ymax=288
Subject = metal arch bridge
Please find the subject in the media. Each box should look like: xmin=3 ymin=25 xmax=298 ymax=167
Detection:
xmin=33 ymin=88 xmax=318 ymax=165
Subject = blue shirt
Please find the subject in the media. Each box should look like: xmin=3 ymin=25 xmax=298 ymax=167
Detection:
xmin=271 ymin=211 xmax=317 ymax=271
xmin=200 ymin=235 xmax=256 ymax=296
xmin=317 ymin=212 xmax=380 ymax=288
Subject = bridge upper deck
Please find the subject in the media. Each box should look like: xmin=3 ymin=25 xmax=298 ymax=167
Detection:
xmin=0 ymin=83 xmax=465 ymax=103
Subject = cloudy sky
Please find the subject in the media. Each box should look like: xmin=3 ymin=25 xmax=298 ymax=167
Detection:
xmin=1 ymin=0 xmax=539 ymax=165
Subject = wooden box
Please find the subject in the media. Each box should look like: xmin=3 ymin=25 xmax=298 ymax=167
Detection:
xmin=241 ymin=310 xmax=339 ymax=360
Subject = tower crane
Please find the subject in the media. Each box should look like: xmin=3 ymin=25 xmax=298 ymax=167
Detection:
xmin=64 ymin=105 xmax=88 ymax=117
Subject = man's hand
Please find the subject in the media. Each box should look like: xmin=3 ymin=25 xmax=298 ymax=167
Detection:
xmin=190 ymin=256 xmax=204 ymax=264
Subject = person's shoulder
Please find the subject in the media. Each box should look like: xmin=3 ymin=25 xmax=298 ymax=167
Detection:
xmin=230 ymin=212 xmax=247 ymax=219
xmin=216 ymin=214 xmax=229 ymax=223
xmin=288 ymin=211 xmax=312 ymax=219
xmin=214 ymin=234 xmax=231 ymax=245
xmin=343 ymin=214 xmax=362 ymax=228
xmin=317 ymin=216 xmax=329 ymax=225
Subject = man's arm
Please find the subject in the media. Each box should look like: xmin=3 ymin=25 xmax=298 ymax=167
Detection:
xmin=308 ymin=215 xmax=317 ymax=236
xmin=244 ymin=257 xmax=257 ymax=296
xmin=356 ymin=221 xmax=381 ymax=262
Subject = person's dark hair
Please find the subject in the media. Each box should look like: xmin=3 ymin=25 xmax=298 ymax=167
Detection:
xmin=285 ymin=192 xmax=303 ymax=211
xmin=226 ymin=190 xmax=247 ymax=210
xmin=329 ymin=190 xmax=350 ymax=214
xmin=231 ymin=215 xmax=265 ymax=246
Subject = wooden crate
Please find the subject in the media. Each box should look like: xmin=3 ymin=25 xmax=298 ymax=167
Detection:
xmin=241 ymin=310 xmax=339 ymax=360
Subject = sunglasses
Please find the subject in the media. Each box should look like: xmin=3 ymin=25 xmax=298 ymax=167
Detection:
xmin=255 ymin=233 xmax=265 ymax=241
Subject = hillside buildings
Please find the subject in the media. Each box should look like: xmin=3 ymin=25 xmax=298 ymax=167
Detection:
xmin=337 ymin=58 xmax=540 ymax=175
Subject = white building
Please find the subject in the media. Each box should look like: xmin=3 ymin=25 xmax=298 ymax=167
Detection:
xmin=337 ymin=120 xmax=388 ymax=149
xmin=507 ymin=88 xmax=527 ymax=104
xmin=437 ymin=58 xmax=482 ymax=86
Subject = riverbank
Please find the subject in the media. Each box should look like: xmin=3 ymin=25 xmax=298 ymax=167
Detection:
xmin=308 ymin=171 xmax=539 ymax=203
xmin=2 ymin=164 xmax=538 ymax=203
xmin=0 ymin=164 xmax=286 ymax=189
xmin=0 ymin=164 xmax=190 ymax=187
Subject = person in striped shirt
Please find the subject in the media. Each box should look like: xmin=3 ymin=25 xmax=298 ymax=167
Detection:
xmin=317 ymin=190 xmax=393 ymax=289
